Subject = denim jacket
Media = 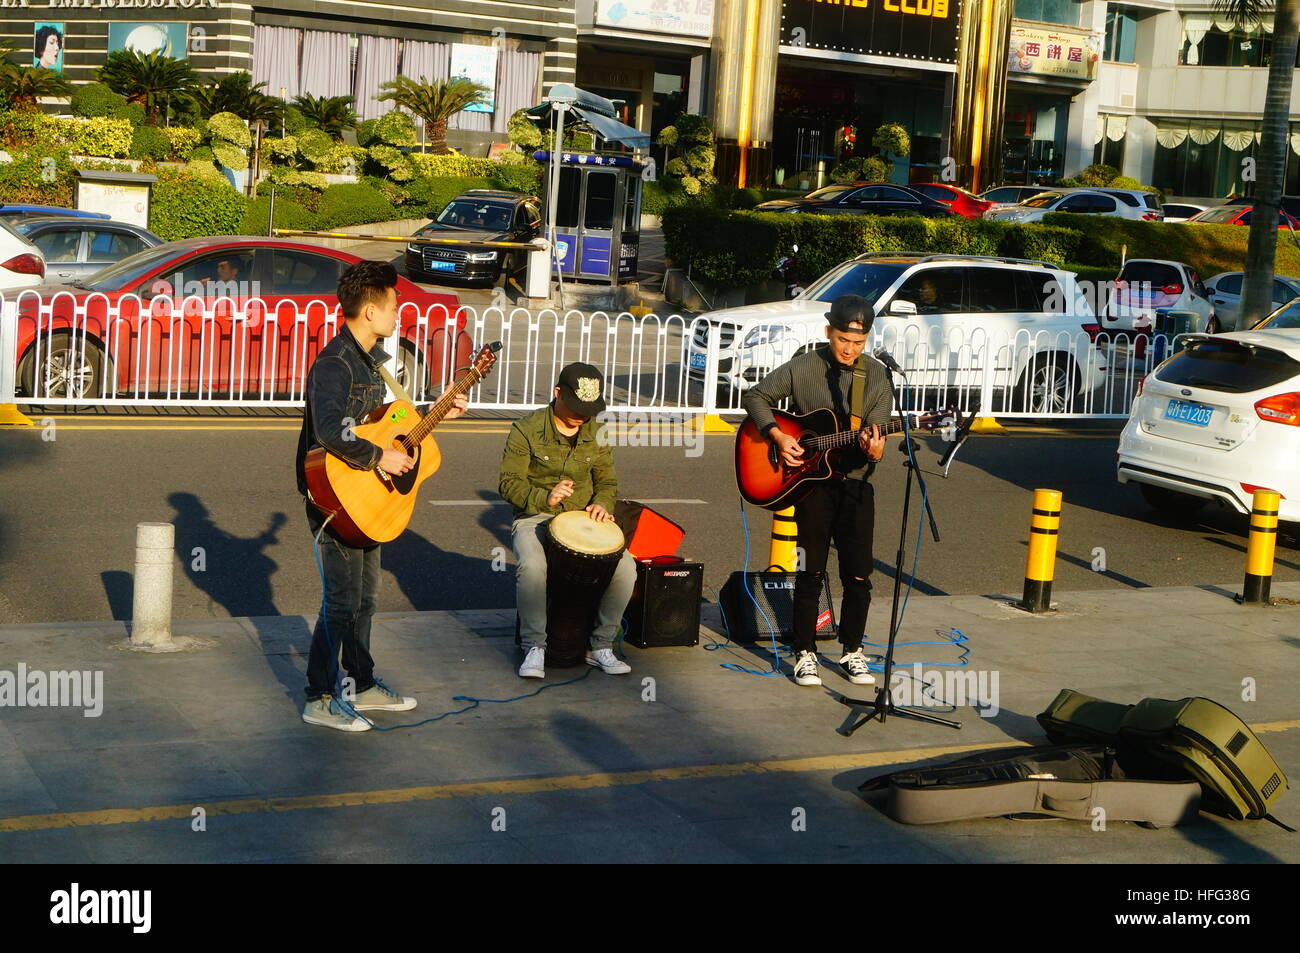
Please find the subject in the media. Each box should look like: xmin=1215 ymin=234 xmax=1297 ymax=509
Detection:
xmin=295 ymin=325 xmax=394 ymax=497
xmin=498 ymin=404 xmax=618 ymax=519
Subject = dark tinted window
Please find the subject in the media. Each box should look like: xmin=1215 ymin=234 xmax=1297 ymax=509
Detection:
xmin=806 ymin=262 xmax=908 ymax=304
xmin=877 ymin=187 xmax=919 ymax=203
xmin=1143 ymin=194 xmax=1161 ymax=209
xmin=1015 ymin=271 xmax=1065 ymax=313
xmin=1025 ymin=192 xmax=1063 ymax=208
xmin=895 ymin=268 xmax=963 ymax=314
xmin=555 ymin=167 xmax=581 ymax=229
xmin=982 ymin=188 xmax=1020 ymax=203
xmin=1104 ymin=190 xmax=1141 ymax=207
xmin=965 ymin=268 xmax=1018 ymax=312
xmin=32 ymin=228 xmax=81 ymax=262
xmin=1089 ymin=194 xmax=1118 ymax=213
xmin=270 ymin=250 xmax=344 ymax=297
xmin=1272 ymin=279 xmax=1295 ymax=303
xmin=584 ymin=171 xmax=616 ymax=229
xmin=1257 ymin=301 xmax=1300 ymax=329
xmin=1193 ymin=206 xmax=1240 ymax=224
xmin=87 ymin=229 xmax=146 ymax=261
xmin=806 ymin=186 xmax=856 ymax=201
xmin=1155 ymin=339 xmax=1299 ymax=393
xmin=1216 ymin=274 xmax=1243 ymax=295
xmin=1119 ymin=261 xmax=1181 ymax=286
xmin=917 ymin=185 xmax=951 ymax=201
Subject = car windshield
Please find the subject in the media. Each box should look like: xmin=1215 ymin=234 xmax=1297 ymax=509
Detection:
xmin=802 ymin=261 xmax=909 ymax=304
xmin=435 ymin=200 xmax=514 ymax=231
xmin=82 ymin=243 xmax=188 ymax=291
xmin=1022 ymin=192 xmax=1063 ymax=208
xmin=1191 ymin=207 xmax=1239 ymax=224
xmin=804 ymin=186 xmax=855 ymax=202
xmin=1254 ymin=297 xmax=1300 ymax=330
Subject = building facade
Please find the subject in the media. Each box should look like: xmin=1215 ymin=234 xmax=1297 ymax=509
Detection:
xmin=5 ymin=0 xmax=1298 ymax=200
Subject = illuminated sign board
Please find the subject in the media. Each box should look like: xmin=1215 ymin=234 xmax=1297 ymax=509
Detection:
xmin=780 ymin=0 xmax=962 ymax=63
xmin=1008 ymin=21 xmax=1101 ymax=81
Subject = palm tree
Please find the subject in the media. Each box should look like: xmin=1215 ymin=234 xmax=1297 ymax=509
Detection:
xmin=292 ymin=93 xmax=357 ymax=140
xmin=376 ymin=76 xmax=489 ymax=154
xmin=97 ymin=50 xmax=195 ymax=125
xmin=188 ymin=72 xmax=283 ymax=125
xmin=0 ymin=64 xmax=73 ymax=113
xmin=1217 ymin=0 xmax=1300 ymax=324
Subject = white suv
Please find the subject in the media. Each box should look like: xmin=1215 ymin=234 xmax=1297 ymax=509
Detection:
xmin=686 ymin=253 xmax=1108 ymax=414
xmin=983 ymin=188 xmax=1151 ymax=223
xmin=1102 ymin=259 xmax=1215 ymax=334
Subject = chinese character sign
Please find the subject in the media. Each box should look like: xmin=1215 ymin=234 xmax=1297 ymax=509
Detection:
xmin=596 ymin=0 xmax=715 ymax=38
xmin=1008 ymin=22 xmax=1100 ymax=80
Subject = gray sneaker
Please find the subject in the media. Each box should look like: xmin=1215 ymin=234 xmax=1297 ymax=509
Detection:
xmin=350 ymin=678 xmax=416 ymax=712
xmin=302 ymin=695 xmax=371 ymax=732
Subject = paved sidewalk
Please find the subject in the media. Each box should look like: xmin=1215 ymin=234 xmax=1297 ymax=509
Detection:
xmin=1 ymin=583 xmax=1297 ymax=863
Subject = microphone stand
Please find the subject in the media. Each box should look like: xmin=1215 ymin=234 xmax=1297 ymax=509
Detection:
xmin=838 ymin=365 xmax=960 ymax=734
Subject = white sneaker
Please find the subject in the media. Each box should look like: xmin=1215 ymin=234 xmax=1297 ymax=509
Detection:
xmin=585 ymin=647 xmax=631 ymax=675
xmin=518 ymin=645 xmax=546 ymax=679
xmin=792 ymin=650 xmax=822 ymax=686
xmin=839 ymin=648 xmax=877 ymax=686
xmin=302 ymin=695 xmax=371 ymax=732
xmin=350 ymin=678 xmax=417 ymax=712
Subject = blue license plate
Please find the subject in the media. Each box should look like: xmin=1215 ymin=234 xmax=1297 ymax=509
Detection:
xmin=427 ymin=260 xmax=457 ymax=273
xmin=689 ymin=352 xmax=707 ymax=370
xmin=1164 ymin=398 xmax=1213 ymax=427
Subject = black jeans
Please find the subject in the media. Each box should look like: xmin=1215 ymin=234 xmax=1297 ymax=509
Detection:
xmin=792 ymin=478 xmax=874 ymax=654
xmin=304 ymin=501 xmax=380 ymax=701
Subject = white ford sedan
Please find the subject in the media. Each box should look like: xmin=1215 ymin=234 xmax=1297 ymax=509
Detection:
xmin=1118 ymin=330 xmax=1300 ymax=523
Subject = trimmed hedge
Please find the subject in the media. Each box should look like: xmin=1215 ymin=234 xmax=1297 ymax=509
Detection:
xmin=240 ymin=195 xmax=317 ymax=236
xmin=410 ymin=153 xmax=499 ymax=178
xmin=406 ymin=175 xmax=496 ymax=216
xmin=314 ymin=182 xmax=399 ymax=228
xmin=662 ymin=206 xmax=1300 ymax=289
xmin=149 ymin=168 xmax=249 ymax=241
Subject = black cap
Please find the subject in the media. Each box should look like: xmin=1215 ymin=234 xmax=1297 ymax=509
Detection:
xmin=825 ymin=294 xmax=874 ymax=334
xmin=556 ymin=362 xmax=606 ymax=416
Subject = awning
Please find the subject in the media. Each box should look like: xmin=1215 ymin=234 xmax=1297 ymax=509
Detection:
xmin=524 ymin=84 xmax=652 ymax=150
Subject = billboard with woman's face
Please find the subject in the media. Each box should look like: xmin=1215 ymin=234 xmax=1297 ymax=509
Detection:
xmin=34 ymin=22 xmax=65 ymax=72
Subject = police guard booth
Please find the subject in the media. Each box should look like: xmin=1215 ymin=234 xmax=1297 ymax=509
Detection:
xmin=525 ymin=85 xmax=652 ymax=287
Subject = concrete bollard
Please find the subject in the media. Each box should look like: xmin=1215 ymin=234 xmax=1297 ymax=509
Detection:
xmin=131 ymin=522 xmax=175 ymax=648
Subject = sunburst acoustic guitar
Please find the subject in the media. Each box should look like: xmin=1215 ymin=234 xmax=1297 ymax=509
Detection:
xmin=304 ymin=342 xmax=501 ymax=546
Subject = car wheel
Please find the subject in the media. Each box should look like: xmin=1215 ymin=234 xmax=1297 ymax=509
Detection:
xmin=394 ymin=344 xmax=429 ymax=402
xmin=1139 ymin=483 xmax=1206 ymax=520
xmin=1017 ymin=356 xmax=1074 ymax=414
xmin=18 ymin=332 xmax=106 ymax=403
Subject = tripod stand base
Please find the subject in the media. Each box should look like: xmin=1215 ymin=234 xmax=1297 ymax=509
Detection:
xmin=836 ymin=688 xmax=963 ymax=735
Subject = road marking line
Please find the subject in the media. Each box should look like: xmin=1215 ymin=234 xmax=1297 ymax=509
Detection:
xmin=2 ymin=720 xmax=1295 ymax=834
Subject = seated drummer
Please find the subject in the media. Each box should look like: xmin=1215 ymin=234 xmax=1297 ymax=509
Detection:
xmin=498 ymin=362 xmax=635 ymax=679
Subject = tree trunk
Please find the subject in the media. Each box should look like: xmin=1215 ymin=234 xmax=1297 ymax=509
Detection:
xmin=1239 ymin=0 xmax=1300 ymax=325
xmin=429 ymin=118 xmax=449 ymax=155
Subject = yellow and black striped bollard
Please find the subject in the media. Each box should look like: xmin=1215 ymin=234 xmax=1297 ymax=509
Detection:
xmin=769 ymin=507 xmax=798 ymax=572
xmin=1021 ymin=489 xmax=1062 ymax=613
xmin=1240 ymin=488 xmax=1281 ymax=606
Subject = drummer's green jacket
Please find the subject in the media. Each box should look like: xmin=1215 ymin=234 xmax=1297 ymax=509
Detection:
xmin=498 ymin=403 xmax=619 ymax=519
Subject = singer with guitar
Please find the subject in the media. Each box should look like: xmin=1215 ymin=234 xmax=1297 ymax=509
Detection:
xmin=295 ymin=260 xmax=468 ymax=732
xmin=741 ymin=294 xmax=891 ymax=688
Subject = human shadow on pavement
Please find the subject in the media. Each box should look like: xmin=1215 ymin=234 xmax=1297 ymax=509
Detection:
xmin=384 ymin=525 xmax=512 ymax=613
xmin=166 ymin=491 xmax=306 ymax=701
xmin=476 ymin=488 xmax=513 ymax=550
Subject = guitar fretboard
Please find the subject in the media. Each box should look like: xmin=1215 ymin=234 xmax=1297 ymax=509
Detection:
xmin=398 ymin=363 xmax=488 ymax=453
xmin=799 ymin=416 xmax=915 ymax=452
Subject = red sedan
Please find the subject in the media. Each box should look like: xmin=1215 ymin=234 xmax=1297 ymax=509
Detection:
xmin=13 ymin=237 xmax=471 ymax=400
xmin=1185 ymin=205 xmax=1300 ymax=230
xmin=910 ymin=182 xmax=995 ymax=219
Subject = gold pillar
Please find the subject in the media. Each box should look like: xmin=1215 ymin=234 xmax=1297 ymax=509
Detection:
xmin=951 ymin=0 xmax=1013 ymax=193
xmin=712 ymin=0 xmax=782 ymax=188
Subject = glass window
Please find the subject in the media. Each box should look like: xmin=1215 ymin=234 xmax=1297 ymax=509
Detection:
xmin=805 ymin=262 xmax=908 ymax=304
xmin=87 ymin=229 xmax=146 ymax=262
xmin=964 ymin=268 xmax=1019 ymax=313
xmin=1104 ymin=8 xmax=1137 ymax=63
xmin=877 ymin=186 xmax=920 ymax=203
xmin=1089 ymin=194 xmax=1118 ymax=213
xmin=1015 ymin=271 xmax=1064 ymax=313
xmin=32 ymin=229 xmax=81 ymax=263
xmin=1056 ymin=194 xmax=1094 ymax=212
xmin=1258 ymin=300 xmax=1300 ymax=329
xmin=270 ymin=250 xmax=343 ymax=297
xmin=806 ymin=186 xmax=857 ymax=202
xmin=584 ymin=171 xmax=616 ymax=230
xmin=623 ymin=178 xmax=639 ymax=231
xmin=1024 ymin=191 xmax=1063 ymax=208
xmin=555 ymin=167 xmax=581 ymax=229
xmin=895 ymin=269 xmax=964 ymax=314
xmin=1216 ymin=274 xmax=1242 ymax=295
xmin=1014 ymin=0 xmax=1082 ymax=27
xmin=1103 ymin=190 xmax=1141 ymax=208
xmin=1272 ymin=279 xmax=1294 ymax=303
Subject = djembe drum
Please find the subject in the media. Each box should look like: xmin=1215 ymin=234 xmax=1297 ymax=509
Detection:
xmin=540 ymin=510 xmax=627 ymax=666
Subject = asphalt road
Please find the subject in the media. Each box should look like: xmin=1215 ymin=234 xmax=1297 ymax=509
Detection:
xmin=1 ymin=416 xmax=1296 ymax=626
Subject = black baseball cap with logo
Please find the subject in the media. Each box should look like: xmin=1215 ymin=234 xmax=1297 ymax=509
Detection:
xmin=825 ymin=294 xmax=874 ymax=334
xmin=556 ymin=362 xmax=606 ymax=416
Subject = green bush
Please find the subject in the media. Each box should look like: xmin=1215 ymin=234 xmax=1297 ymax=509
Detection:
xmin=315 ymin=182 xmax=399 ymax=228
xmin=296 ymin=129 xmax=334 ymax=164
xmin=642 ymin=180 xmax=687 ymax=217
xmin=374 ymin=110 xmax=417 ymax=146
xmin=489 ymin=161 xmax=541 ymax=194
xmin=412 ymin=175 xmax=495 ymax=216
xmin=70 ymin=82 xmax=128 ymax=118
xmin=0 ymin=147 xmax=76 ymax=207
xmin=44 ymin=117 xmax=134 ymax=158
xmin=207 ymin=112 xmax=252 ymax=149
xmin=411 ymin=153 xmax=498 ymax=177
xmin=313 ymin=143 xmax=367 ymax=175
xmin=662 ymin=205 xmax=1300 ymax=289
xmin=282 ymin=105 xmax=309 ymax=137
xmin=130 ymin=125 xmax=171 ymax=161
xmin=354 ymin=118 xmax=379 ymax=147
xmin=1077 ymin=163 xmax=1119 ymax=187
xmin=239 ymin=195 xmax=317 ymax=236
xmin=149 ymin=167 xmax=248 ymax=241
xmin=507 ymin=109 xmax=543 ymax=150
xmin=212 ymin=142 xmax=248 ymax=171
xmin=162 ymin=126 xmax=202 ymax=160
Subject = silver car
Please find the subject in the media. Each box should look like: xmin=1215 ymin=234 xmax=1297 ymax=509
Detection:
xmin=1206 ymin=271 xmax=1300 ymax=330
xmin=983 ymin=188 xmax=1151 ymax=222
xmin=9 ymin=215 xmax=162 ymax=283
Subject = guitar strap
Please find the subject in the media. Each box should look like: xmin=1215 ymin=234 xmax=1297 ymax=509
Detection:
xmin=848 ymin=353 xmax=870 ymax=431
xmin=377 ymin=363 xmax=416 ymax=406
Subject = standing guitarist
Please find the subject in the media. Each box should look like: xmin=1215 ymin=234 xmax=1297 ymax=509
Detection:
xmin=741 ymin=294 xmax=891 ymax=688
xmin=295 ymin=260 xmax=467 ymax=732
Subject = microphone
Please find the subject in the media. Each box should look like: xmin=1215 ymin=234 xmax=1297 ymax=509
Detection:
xmin=872 ymin=346 xmax=904 ymax=375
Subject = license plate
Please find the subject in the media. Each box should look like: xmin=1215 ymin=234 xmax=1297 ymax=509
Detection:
xmin=1164 ymin=398 xmax=1213 ymax=427
xmin=427 ymin=260 xmax=457 ymax=273
xmin=689 ymin=352 xmax=707 ymax=370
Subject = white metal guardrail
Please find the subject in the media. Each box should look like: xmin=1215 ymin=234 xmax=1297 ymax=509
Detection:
xmin=1 ymin=292 xmax=1192 ymax=419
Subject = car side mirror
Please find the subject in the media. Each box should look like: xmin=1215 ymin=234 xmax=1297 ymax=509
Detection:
xmin=889 ymin=299 xmax=917 ymax=315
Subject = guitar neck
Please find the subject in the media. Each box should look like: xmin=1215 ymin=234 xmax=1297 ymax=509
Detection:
xmin=404 ymin=365 xmax=483 ymax=446
xmin=801 ymin=416 xmax=911 ymax=452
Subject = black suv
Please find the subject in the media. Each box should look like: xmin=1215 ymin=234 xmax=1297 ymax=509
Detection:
xmin=406 ymin=190 xmax=542 ymax=286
